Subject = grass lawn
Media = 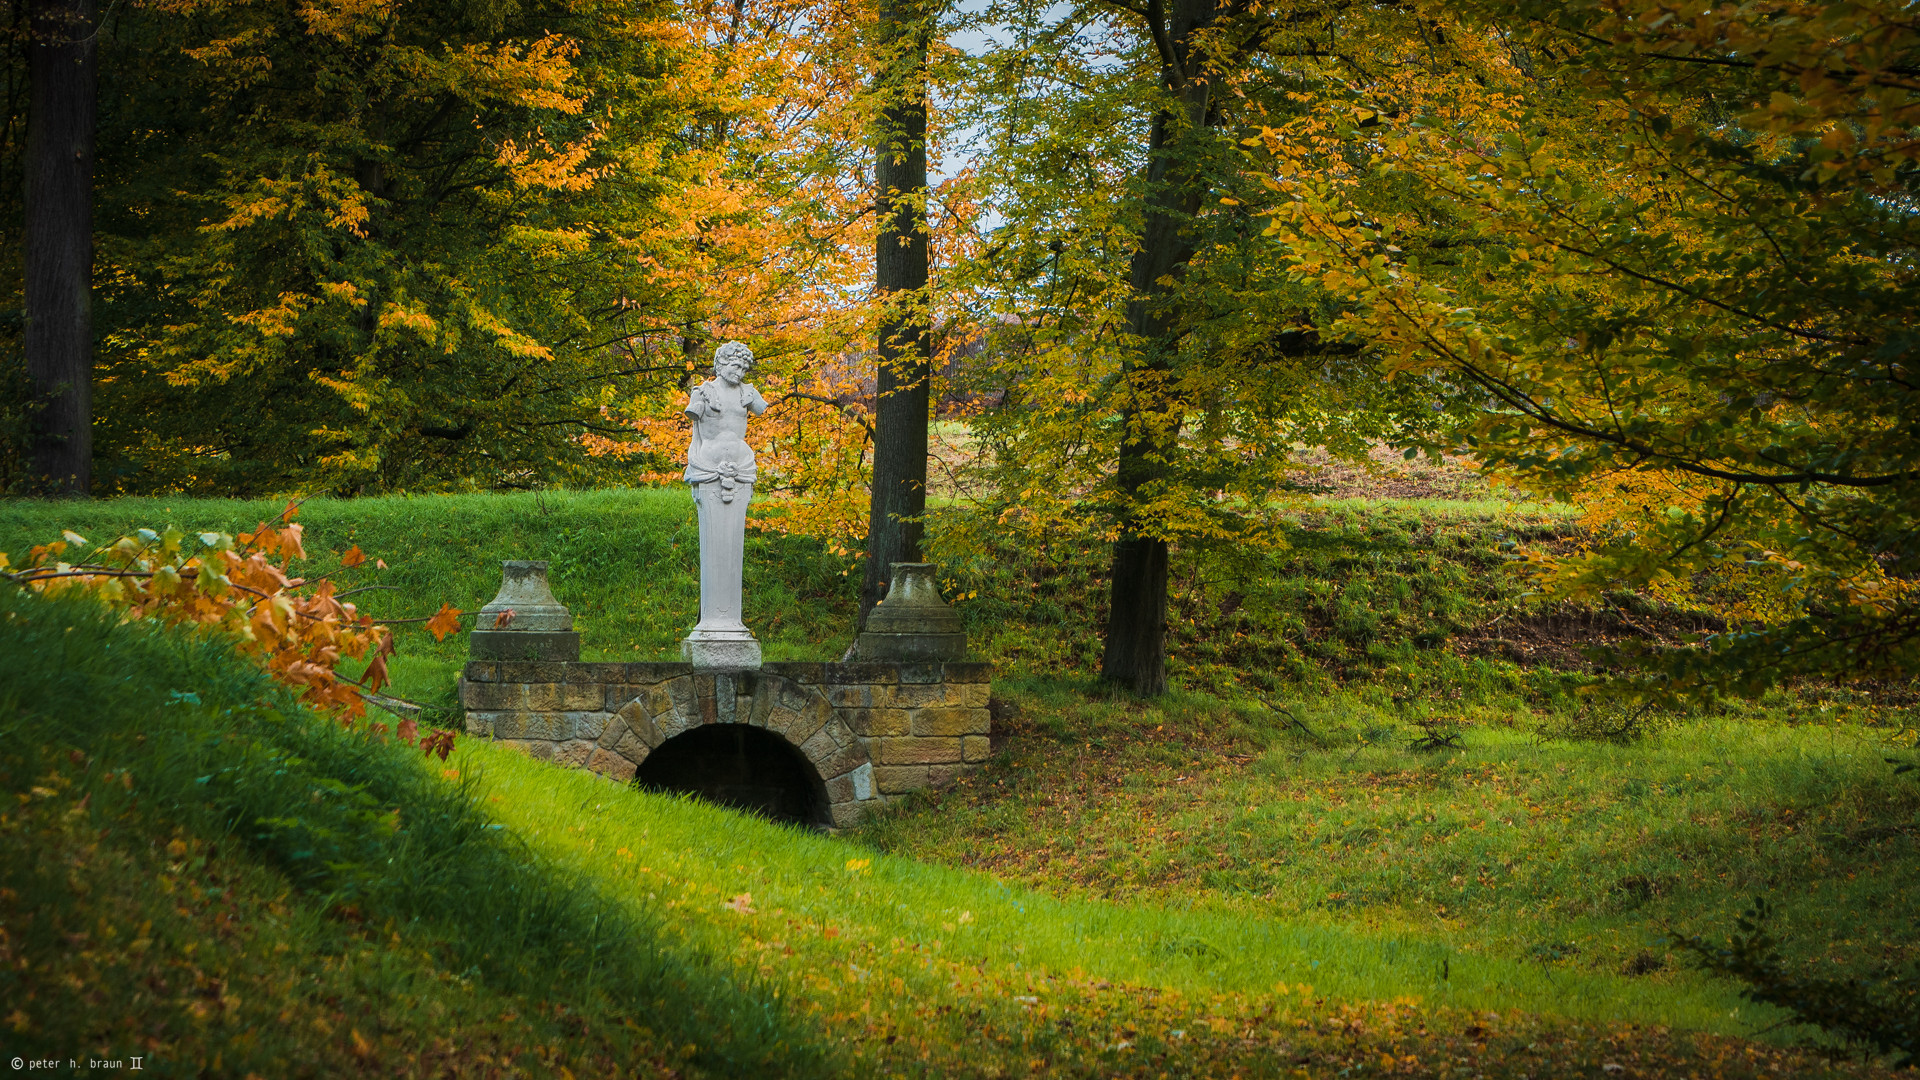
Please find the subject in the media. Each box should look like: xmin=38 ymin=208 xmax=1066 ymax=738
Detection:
xmin=2 ymin=486 xmax=1915 ymax=1074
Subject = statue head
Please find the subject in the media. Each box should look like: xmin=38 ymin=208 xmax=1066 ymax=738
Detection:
xmin=713 ymin=341 xmax=753 ymax=381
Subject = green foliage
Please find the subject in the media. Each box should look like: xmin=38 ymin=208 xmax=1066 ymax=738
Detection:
xmin=939 ymin=1 xmax=1483 ymax=562
xmin=2 ymin=0 xmax=697 ymax=495
xmin=1681 ymin=898 xmax=1920 ymax=1068
xmin=0 ymin=585 xmax=824 ymax=1075
xmin=1269 ymin=0 xmax=1920 ymax=696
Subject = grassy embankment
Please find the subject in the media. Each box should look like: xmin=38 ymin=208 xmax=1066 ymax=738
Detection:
xmin=0 ymin=591 xmax=1898 ymax=1077
xmin=0 ymin=586 xmax=823 ymax=1076
xmin=3 ymin=488 xmax=1916 ymax=1074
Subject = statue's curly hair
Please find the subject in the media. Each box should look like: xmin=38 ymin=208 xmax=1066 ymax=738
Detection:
xmin=712 ymin=341 xmax=754 ymax=374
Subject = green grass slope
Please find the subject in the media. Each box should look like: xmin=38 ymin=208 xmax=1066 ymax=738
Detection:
xmin=452 ymin=736 xmax=1897 ymax=1077
xmin=0 ymin=487 xmax=1592 ymax=700
xmin=860 ymin=680 xmax=1920 ymax=1003
xmin=0 ymin=589 xmax=827 ymax=1077
xmin=4 ymin=487 xmax=1914 ymax=1074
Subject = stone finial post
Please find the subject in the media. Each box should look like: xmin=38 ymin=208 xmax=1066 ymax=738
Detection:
xmin=855 ymin=562 xmax=966 ymax=660
xmin=468 ymin=560 xmax=580 ymax=662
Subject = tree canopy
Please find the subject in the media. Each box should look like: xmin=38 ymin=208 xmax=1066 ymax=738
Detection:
xmin=5 ymin=0 xmax=1916 ymax=694
xmin=1270 ymin=0 xmax=1920 ymax=692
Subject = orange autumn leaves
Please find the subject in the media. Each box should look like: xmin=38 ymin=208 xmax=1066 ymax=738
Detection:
xmin=0 ymin=503 xmax=462 ymax=722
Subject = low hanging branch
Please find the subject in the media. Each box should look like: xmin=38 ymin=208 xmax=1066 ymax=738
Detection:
xmin=0 ymin=501 xmax=464 ymax=732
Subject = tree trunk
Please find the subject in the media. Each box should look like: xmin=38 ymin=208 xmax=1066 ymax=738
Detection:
xmin=861 ymin=0 xmax=932 ymax=624
xmin=24 ymin=0 xmax=96 ymax=495
xmin=1100 ymin=0 xmax=1218 ymax=695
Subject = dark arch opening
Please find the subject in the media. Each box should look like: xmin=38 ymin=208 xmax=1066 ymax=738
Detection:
xmin=634 ymin=724 xmax=830 ymax=828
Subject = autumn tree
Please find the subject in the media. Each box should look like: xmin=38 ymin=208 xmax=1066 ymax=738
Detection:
xmin=1 ymin=0 xmax=715 ymax=494
xmin=1270 ymin=0 xmax=1920 ymax=693
xmin=581 ymin=0 xmax=886 ymax=544
xmin=938 ymin=1 xmax=1488 ymax=692
xmin=862 ymin=0 xmax=937 ymax=623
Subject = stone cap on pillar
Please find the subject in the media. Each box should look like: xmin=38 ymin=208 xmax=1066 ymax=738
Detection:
xmin=856 ymin=562 xmax=966 ymax=661
xmin=470 ymin=560 xmax=579 ymax=662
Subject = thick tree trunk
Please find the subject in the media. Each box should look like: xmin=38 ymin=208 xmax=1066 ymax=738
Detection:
xmin=861 ymin=0 xmax=932 ymax=624
xmin=1100 ymin=0 xmax=1218 ymax=695
xmin=24 ymin=0 xmax=97 ymax=495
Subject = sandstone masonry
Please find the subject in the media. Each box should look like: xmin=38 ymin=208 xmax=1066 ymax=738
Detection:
xmin=459 ymin=660 xmax=992 ymax=827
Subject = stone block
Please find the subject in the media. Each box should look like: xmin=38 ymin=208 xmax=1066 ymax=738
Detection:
xmin=872 ymin=736 xmax=963 ymax=766
xmin=824 ymin=773 xmax=856 ymax=803
xmin=626 ymin=662 xmax=691 ymax=684
xmin=570 ymin=711 xmax=611 ymax=742
xmin=799 ymin=726 xmax=839 ymax=770
xmin=562 ymin=682 xmax=605 ymax=711
xmin=855 ymin=633 xmax=966 ymax=662
xmin=643 ymin=684 xmax=676 ymax=722
xmin=524 ymin=712 xmax=574 ymax=741
xmin=598 ymin=714 xmax=631 ymax=750
xmin=494 ymin=661 xmax=556 ymax=683
xmin=464 ymin=711 xmax=503 ymax=737
xmin=963 ymin=734 xmax=991 ymax=762
xmin=683 ymin=636 xmax=762 ymax=669
xmin=526 ymin=683 xmax=566 ymax=711
xmin=586 ymin=748 xmax=637 ymax=782
xmin=770 ymin=662 xmax=824 ymax=685
xmin=829 ymin=684 xmax=873 ymax=708
xmin=780 ymin=696 xmax=831 ymax=748
xmin=873 ymin=764 xmax=929 ymax=794
xmin=849 ymin=761 xmax=874 ymax=801
xmin=462 ymin=661 xmax=499 ymax=683
xmin=847 ymin=708 xmax=909 ymax=738
xmin=500 ymin=738 xmax=555 ymax=762
xmin=878 ymin=683 xmax=945 ymax=708
xmin=911 ymin=707 xmax=984 ymax=738
xmin=613 ymin=722 xmax=653 ymax=765
xmin=830 ymin=802 xmax=866 ymax=829
xmin=555 ymin=740 xmax=595 ymax=768
xmin=964 ymin=682 xmax=992 ymax=707
xmin=620 ymin=702 xmax=661 ymax=746
xmin=470 ymin=630 xmax=579 ymax=663
xmin=825 ymin=662 xmax=899 ymax=685
xmin=928 ymin=764 xmax=964 ymax=786
xmin=944 ymin=662 xmax=994 ymax=683
xmin=777 ymin=680 xmax=810 ymax=712
xmin=462 ymin=679 xmax=525 ymax=711
xmin=897 ymin=662 xmax=944 ymax=684
xmin=812 ymin=737 xmax=868 ymax=781
xmin=747 ymin=685 xmax=776 ymax=726
xmin=650 ymin=696 xmax=692 ymax=742
xmin=763 ymin=705 xmax=802 ymax=740
xmin=580 ymin=662 xmax=626 ymax=684
xmin=492 ymin=711 xmax=531 ymax=739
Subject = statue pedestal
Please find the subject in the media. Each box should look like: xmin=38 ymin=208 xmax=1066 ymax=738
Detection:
xmin=681 ymin=629 xmax=762 ymax=670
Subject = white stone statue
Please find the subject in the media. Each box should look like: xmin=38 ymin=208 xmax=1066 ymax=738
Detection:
xmin=682 ymin=341 xmax=768 ymax=669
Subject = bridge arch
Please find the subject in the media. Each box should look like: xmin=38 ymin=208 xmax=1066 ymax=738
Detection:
xmin=585 ymin=671 xmax=874 ymax=828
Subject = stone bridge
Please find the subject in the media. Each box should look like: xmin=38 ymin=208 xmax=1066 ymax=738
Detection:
xmin=460 ymin=660 xmax=992 ymax=828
